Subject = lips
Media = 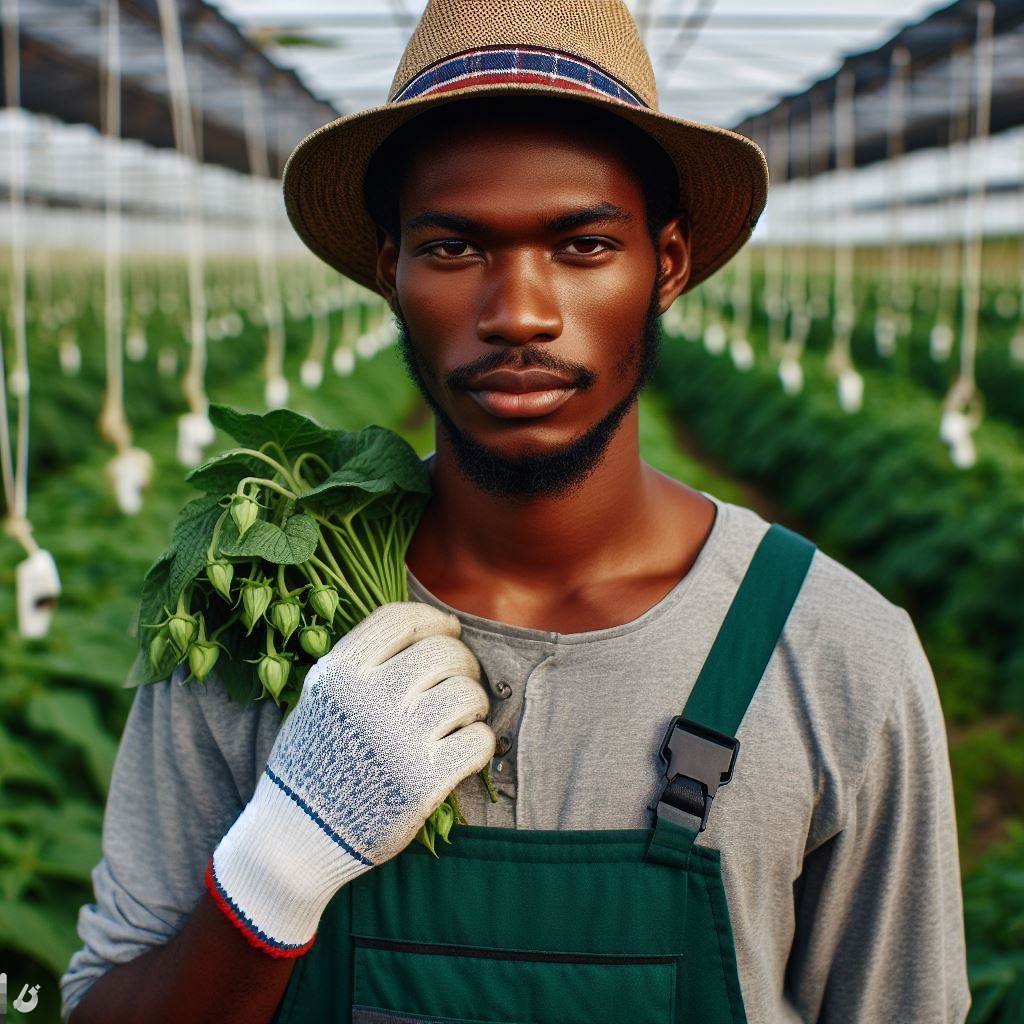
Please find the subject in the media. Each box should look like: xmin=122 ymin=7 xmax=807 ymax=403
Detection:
xmin=464 ymin=367 xmax=579 ymax=420
xmin=465 ymin=367 xmax=576 ymax=392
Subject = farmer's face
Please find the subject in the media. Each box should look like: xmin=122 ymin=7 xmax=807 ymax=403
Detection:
xmin=375 ymin=117 xmax=690 ymax=498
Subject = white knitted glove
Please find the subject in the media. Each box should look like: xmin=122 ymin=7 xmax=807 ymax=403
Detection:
xmin=206 ymin=601 xmax=495 ymax=957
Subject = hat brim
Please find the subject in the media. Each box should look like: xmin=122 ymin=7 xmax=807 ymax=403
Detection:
xmin=282 ymin=81 xmax=768 ymax=296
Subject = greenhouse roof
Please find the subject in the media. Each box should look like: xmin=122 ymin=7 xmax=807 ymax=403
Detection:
xmin=3 ymin=0 xmax=337 ymax=176
xmin=217 ymin=1 xmax=954 ymax=133
xmin=6 ymin=1 xmax=1018 ymax=184
xmin=733 ymin=0 xmax=1024 ymax=176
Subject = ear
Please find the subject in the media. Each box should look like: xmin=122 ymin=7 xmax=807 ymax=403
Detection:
xmin=654 ymin=214 xmax=691 ymax=314
xmin=374 ymin=225 xmax=400 ymax=311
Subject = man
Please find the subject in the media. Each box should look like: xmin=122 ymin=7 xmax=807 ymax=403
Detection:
xmin=61 ymin=1 xmax=970 ymax=1022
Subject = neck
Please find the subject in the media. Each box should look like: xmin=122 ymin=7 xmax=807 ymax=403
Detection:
xmin=407 ymin=406 xmax=663 ymax=588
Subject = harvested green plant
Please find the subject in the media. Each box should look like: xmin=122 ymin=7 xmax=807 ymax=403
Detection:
xmin=130 ymin=402 xmax=496 ymax=852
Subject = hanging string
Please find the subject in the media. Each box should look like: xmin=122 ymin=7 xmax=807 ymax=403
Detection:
xmin=932 ymin=43 xmax=971 ymax=362
xmin=781 ymin=107 xmax=812 ymax=377
xmin=763 ymin=105 xmax=789 ymax=375
xmin=242 ymin=72 xmax=287 ymax=409
xmin=155 ymin=0 xmax=213 ymax=466
xmin=940 ymin=0 xmax=995 ymax=469
xmin=1010 ymin=132 xmax=1024 ymax=365
xmin=819 ymin=82 xmax=860 ymax=411
xmin=0 ymin=0 xmax=61 ymax=637
xmin=766 ymin=106 xmax=802 ymax=394
xmin=98 ymin=0 xmax=129 ymax=452
xmin=809 ymin=93 xmax=834 ymax=322
xmin=99 ymin=0 xmax=153 ymax=514
xmin=301 ymin=260 xmax=330 ymax=389
xmin=875 ymin=46 xmax=910 ymax=359
xmin=0 ymin=0 xmax=31 ymax=554
xmin=830 ymin=69 xmax=861 ymax=413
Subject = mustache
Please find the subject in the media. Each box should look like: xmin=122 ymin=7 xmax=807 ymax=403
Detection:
xmin=445 ymin=345 xmax=597 ymax=392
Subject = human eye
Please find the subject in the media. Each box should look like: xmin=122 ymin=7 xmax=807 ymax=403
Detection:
xmin=423 ymin=239 xmax=479 ymax=260
xmin=560 ymin=236 xmax=615 ymax=257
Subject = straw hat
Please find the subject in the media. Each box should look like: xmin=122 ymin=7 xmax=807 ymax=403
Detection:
xmin=282 ymin=0 xmax=768 ymax=296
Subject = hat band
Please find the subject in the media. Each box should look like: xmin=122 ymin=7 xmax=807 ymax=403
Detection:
xmin=393 ymin=45 xmax=648 ymax=109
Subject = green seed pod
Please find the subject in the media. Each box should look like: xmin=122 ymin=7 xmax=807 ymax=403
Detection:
xmin=240 ymin=579 xmax=273 ymax=635
xmin=167 ymin=610 xmax=198 ymax=656
xmin=416 ymin=815 xmax=437 ymax=857
xmin=309 ymin=585 xmax=339 ymax=622
xmin=206 ymin=559 xmax=234 ymax=601
xmin=269 ymin=599 xmax=301 ymax=642
xmin=299 ymin=624 xmax=331 ymax=659
xmin=434 ymin=801 xmax=455 ymax=846
xmin=188 ymin=641 xmax=220 ymax=682
xmin=149 ymin=629 xmax=172 ymax=670
xmin=258 ymin=653 xmax=291 ymax=702
xmin=230 ymin=493 xmax=260 ymax=539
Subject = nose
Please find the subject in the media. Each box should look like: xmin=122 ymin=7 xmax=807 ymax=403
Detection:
xmin=476 ymin=251 xmax=563 ymax=348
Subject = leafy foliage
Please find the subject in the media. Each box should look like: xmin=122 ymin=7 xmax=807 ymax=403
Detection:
xmin=131 ymin=404 xmax=430 ymax=710
xmin=964 ymin=821 xmax=1024 ymax=1023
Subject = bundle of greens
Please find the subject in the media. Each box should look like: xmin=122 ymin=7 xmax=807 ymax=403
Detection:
xmin=130 ymin=403 xmax=497 ymax=854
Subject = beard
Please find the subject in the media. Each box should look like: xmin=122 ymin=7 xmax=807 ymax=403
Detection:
xmin=392 ymin=280 xmax=663 ymax=500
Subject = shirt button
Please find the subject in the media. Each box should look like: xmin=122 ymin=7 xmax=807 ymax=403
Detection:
xmin=494 ymin=680 xmax=512 ymax=700
xmin=495 ymin=735 xmax=512 ymax=756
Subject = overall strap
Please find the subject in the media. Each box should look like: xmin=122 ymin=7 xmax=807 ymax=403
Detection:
xmin=645 ymin=522 xmax=816 ymax=869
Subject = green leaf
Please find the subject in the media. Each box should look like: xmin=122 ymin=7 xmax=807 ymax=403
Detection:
xmin=134 ymin=495 xmax=224 ymax=677
xmin=167 ymin=494 xmax=225 ymax=598
xmin=34 ymin=805 xmax=103 ymax=882
xmin=25 ymin=690 xmax=118 ymax=795
xmin=218 ymin=513 xmax=319 ymax=565
xmin=0 ymin=723 xmax=61 ymax=796
xmin=184 ymin=449 xmax=269 ymax=493
xmin=137 ymin=550 xmax=173 ymax=646
xmin=296 ymin=426 xmax=430 ymax=515
xmin=209 ymin=403 xmax=345 ymax=461
xmin=0 ymin=795 xmax=103 ymax=885
xmin=0 ymin=897 xmax=82 ymax=974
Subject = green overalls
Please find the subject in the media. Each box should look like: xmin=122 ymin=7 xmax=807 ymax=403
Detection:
xmin=272 ymin=523 xmax=816 ymax=1024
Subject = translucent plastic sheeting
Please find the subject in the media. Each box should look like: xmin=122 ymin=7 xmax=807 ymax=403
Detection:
xmin=218 ymin=0 xmax=946 ymax=128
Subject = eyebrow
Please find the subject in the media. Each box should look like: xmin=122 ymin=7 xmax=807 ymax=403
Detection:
xmin=403 ymin=202 xmax=633 ymax=235
xmin=545 ymin=203 xmax=633 ymax=233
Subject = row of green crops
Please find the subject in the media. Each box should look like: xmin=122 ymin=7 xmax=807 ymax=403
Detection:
xmin=656 ymin=328 xmax=1024 ymax=721
xmin=692 ymin=244 xmax=1024 ymax=432
xmin=766 ymin=268 xmax=1024 ymax=432
xmin=0 ymin=301 xmax=428 ymax=1024
xmin=655 ymin=305 xmax=1024 ymax=1022
xmin=3 ymin=262 xmax=383 ymax=480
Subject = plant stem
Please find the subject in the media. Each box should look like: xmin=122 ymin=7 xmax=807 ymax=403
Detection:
xmin=315 ymin=515 xmax=389 ymax=607
xmin=311 ymin=524 xmax=380 ymax=613
xmin=447 ymin=790 xmax=468 ymax=826
xmin=207 ymin=509 xmax=229 ymax=560
xmin=292 ymin=451 xmax=333 ymax=487
xmin=230 ymin=447 xmax=301 ymax=491
xmin=308 ymin=555 xmax=373 ymax=620
xmin=333 ymin=525 xmax=390 ymax=606
xmin=479 ymin=765 xmax=499 ymax=804
xmin=238 ymin=476 xmax=297 ymax=502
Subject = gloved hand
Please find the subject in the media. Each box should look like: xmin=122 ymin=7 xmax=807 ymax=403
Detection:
xmin=206 ymin=601 xmax=495 ymax=957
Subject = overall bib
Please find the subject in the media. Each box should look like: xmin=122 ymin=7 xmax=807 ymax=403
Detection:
xmin=272 ymin=522 xmax=816 ymax=1024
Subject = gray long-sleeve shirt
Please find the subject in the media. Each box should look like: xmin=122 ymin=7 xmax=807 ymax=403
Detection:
xmin=60 ymin=490 xmax=971 ymax=1023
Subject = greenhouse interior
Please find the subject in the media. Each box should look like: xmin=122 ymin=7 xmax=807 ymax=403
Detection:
xmin=0 ymin=1 xmax=1022 ymax=1021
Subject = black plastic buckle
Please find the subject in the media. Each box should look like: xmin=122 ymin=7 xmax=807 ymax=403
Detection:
xmin=647 ymin=716 xmax=740 ymax=833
